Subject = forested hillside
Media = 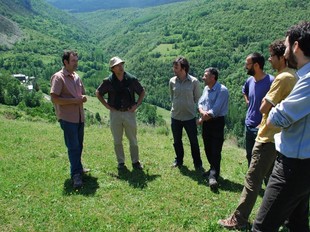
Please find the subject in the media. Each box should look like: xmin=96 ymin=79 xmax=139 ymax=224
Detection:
xmin=0 ymin=0 xmax=102 ymax=92
xmin=0 ymin=0 xmax=309 ymax=145
xmin=76 ymin=0 xmax=309 ymax=144
xmin=46 ymin=0 xmax=188 ymax=12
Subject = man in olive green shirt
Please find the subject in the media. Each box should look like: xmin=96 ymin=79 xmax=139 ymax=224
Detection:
xmin=169 ymin=56 xmax=203 ymax=170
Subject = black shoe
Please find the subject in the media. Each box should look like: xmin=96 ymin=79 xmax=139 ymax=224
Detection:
xmin=117 ymin=163 xmax=127 ymax=170
xmin=195 ymin=166 xmax=205 ymax=172
xmin=72 ymin=173 xmax=83 ymax=188
xmin=202 ymin=169 xmax=210 ymax=178
xmin=132 ymin=161 xmax=143 ymax=170
xmin=209 ymin=178 xmax=218 ymax=191
xmin=171 ymin=161 xmax=183 ymax=168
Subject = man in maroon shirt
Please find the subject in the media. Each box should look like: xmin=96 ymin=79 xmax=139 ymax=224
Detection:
xmin=50 ymin=50 xmax=88 ymax=188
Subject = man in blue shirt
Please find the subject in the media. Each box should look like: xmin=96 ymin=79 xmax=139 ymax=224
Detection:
xmin=253 ymin=21 xmax=310 ymax=232
xmin=198 ymin=67 xmax=229 ymax=190
xmin=242 ymin=53 xmax=274 ymax=166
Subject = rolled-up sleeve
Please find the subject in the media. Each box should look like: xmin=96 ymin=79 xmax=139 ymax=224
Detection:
xmin=268 ymin=78 xmax=310 ymax=128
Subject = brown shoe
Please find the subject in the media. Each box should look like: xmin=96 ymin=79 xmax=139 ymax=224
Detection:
xmin=218 ymin=212 xmax=249 ymax=230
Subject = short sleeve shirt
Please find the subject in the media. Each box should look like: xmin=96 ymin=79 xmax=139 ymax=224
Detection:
xmin=242 ymin=74 xmax=274 ymax=127
xmin=50 ymin=68 xmax=85 ymax=123
xmin=97 ymin=72 xmax=144 ymax=110
xmin=256 ymin=68 xmax=297 ymax=143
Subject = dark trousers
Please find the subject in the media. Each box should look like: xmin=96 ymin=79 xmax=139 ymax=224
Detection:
xmin=202 ymin=117 xmax=225 ymax=180
xmin=253 ymin=153 xmax=310 ymax=232
xmin=245 ymin=125 xmax=258 ymax=167
xmin=171 ymin=118 xmax=202 ymax=168
xmin=59 ymin=120 xmax=84 ymax=177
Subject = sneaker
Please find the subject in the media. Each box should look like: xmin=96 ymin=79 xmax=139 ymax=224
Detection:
xmin=218 ymin=212 xmax=249 ymax=230
xmin=117 ymin=163 xmax=127 ymax=170
xmin=132 ymin=161 xmax=143 ymax=170
xmin=209 ymin=178 xmax=218 ymax=191
xmin=72 ymin=173 xmax=83 ymax=188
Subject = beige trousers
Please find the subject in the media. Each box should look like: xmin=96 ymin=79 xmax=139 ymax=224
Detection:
xmin=110 ymin=111 xmax=139 ymax=164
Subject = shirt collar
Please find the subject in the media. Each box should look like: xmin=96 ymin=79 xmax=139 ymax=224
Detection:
xmin=177 ymin=74 xmax=191 ymax=82
xmin=63 ymin=68 xmax=75 ymax=78
xmin=207 ymin=81 xmax=219 ymax=91
xmin=296 ymin=62 xmax=310 ymax=78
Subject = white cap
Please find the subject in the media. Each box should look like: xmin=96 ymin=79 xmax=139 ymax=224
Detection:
xmin=109 ymin=56 xmax=125 ymax=68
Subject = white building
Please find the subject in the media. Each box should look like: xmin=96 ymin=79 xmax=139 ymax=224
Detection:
xmin=12 ymin=74 xmax=28 ymax=83
xmin=12 ymin=74 xmax=34 ymax=90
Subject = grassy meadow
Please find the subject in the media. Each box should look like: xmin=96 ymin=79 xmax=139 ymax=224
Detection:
xmin=0 ymin=102 xmax=269 ymax=232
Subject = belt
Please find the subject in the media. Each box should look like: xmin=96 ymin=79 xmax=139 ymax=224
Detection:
xmin=117 ymin=107 xmax=131 ymax=112
xmin=210 ymin=116 xmax=224 ymax=121
xmin=277 ymin=152 xmax=310 ymax=164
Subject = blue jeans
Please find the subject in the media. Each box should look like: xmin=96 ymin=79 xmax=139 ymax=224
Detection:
xmin=59 ymin=120 xmax=84 ymax=177
xmin=245 ymin=125 xmax=258 ymax=167
xmin=171 ymin=118 xmax=202 ymax=168
xmin=253 ymin=153 xmax=310 ymax=232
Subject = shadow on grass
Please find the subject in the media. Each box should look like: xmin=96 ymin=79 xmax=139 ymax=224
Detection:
xmin=178 ymin=166 xmax=245 ymax=193
xmin=217 ymin=177 xmax=266 ymax=197
xmin=178 ymin=165 xmax=206 ymax=185
xmin=110 ymin=167 xmax=161 ymax=189
xmin=217 ymin=176 xmax=245 ymax=193
xmin=63 ymin=174 xmax=99 ymax=196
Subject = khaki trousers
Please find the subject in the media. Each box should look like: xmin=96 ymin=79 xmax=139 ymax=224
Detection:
xmin=235 ymin=142 xmax=277 ymax=220
xmin=110 ymin=111 xmax=139 ymax=164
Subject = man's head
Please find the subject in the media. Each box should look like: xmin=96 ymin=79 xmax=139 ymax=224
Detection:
xmin=109 ymin=56 xmax=125 ymax=74
xmin=245 ymin=52 xmax=265 ymax=76
xmin=268 ymin=40 xmax=286 ymax=71
xmin=173 ymin=56 xmax=190 ymax=76
xmin=202 ymin=67 xmax=218 ymax=87
xmin=62 ymin=50 xmax=78 ymax=73
xmin=284 ymin=21 xmax=310 ymax=69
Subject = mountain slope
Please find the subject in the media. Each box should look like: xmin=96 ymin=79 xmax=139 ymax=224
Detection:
xmin=45 ymin=0 xmax=188 ymax=12
xmin=76 ymin=0 xmax=310 ymax=94
xmin=0 ymin=0 xmax=97 ymax=84
xmin=0 ymin=15 xmax=22 ymax=48
xmin=0 ymin=0 xmax=91 ymax=48
xmin=0 ymin=0 xmax=33 ymax=48
xmin=75 ymin=0 xmax=309 ymax=142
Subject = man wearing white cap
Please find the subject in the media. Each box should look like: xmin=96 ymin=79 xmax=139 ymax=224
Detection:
xmin=96 ymin=57 xmax=145 ymax=170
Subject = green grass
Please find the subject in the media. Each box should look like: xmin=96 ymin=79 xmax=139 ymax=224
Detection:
xmin=151 ymin=43 xmax=180 ymax=57
xmin=0 ymin=104 xmax=270 ymax=232
xmin=84 ymin=95 xmax=171 ymax=126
